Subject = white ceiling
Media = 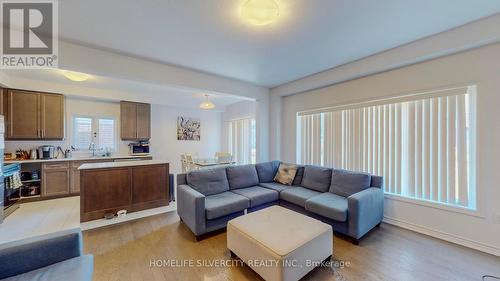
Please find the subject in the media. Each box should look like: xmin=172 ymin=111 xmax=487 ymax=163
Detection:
xmin=57 ymin=0 xmax=500 ymax=87
xmin=0 ymin=69 xmax=248 ymax=111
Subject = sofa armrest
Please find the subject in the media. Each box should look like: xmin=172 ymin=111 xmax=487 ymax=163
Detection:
xmin=177 ymin=184 xmax=206 ymax=236
xmin=0 ymin=228 xmax=83 ymax=279
xmin=347 ymin=188 xmax=384 ymax=239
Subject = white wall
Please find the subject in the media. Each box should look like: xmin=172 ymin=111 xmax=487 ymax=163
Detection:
xmin=5 ymin=97 xmax=223 ymax=176
xmin=221 ymin=100 xmax=257 ymax=152
xmin=277 ymin=43 xmax=500 ymax=256
xmin=5 ymin=97 xmax=129 ymax=156
xmin=150 ymin=104 xmax=222 ymax=174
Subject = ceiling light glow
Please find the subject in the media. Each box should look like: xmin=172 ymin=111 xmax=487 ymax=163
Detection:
xmin=61 ymin=70 xmax=90 ymax=82
xmin=240 ymin=0 xmax=279 ymax=26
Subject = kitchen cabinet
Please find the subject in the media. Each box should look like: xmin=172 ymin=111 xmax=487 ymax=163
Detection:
xmin=42 ymin=162 xmax=70 ymax=197
xmin=40 ymin=93 xmax=64 ymax=139
xmin=70 ymin=159 xmax=114 ymax=194
xmin=80 ymin=162 xmax=169 ymax=222
xmin=120 ymin=101 xmax=151 ymax=140
xmin=0 ymin=87 xmax=6 ymax=116
xmin=5 ymin=89 xmax=65 ymax=140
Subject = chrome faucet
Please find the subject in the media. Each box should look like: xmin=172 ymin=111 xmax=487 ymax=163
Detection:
xmin=89 ymin=142 xmax=96 ymax=157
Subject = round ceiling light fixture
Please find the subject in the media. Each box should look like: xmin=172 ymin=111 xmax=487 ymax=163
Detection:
xmin=61 ymin=70 xmax=90 ymax=82
xmin=199 ymin=94 xmax=216 ymax=110
xmin=240 ymin=0 xmax=279 ymax=26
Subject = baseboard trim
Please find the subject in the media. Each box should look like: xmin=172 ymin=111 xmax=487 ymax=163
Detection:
xmin=383 ymin=216 xmax=500 ymax=257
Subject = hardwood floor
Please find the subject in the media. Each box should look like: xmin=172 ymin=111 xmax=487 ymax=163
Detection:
xmin=83 ymin=212 xmax=500 ymax=281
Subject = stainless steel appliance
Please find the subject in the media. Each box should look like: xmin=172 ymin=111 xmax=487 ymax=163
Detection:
xmin=38 ymin=145 xmax=56 ymax=159
xmin=0 ymin=116 xmax=6 ymax=223
xmin=129 ymin=140 xmax=150 ymax=155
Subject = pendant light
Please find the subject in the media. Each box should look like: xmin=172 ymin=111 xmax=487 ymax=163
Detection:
xmin=199 ymin=94 xmax=216 ymax=110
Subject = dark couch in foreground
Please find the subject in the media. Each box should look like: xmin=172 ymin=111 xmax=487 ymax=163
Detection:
xmin=177 ymin=161 xmax=383 ymax=243
xmin=0 ymin=228 xmax=93 ymax=281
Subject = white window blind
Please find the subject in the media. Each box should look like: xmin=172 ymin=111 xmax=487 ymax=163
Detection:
xmin=72 ymin=116 xmax=117 ymax=151
xmin=297 ymin=86 xmax=476 ymax=209
xmin=73 ymin=117 xmax=93 ymax=150
xmin=98 ymin=118 xmax=115 ymax=149
xmin=229 ymin=117 xmax=256 ymax=164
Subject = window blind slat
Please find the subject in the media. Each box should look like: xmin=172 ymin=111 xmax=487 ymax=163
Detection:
xmin=438 ymin=97 xmax=448 ymax=203
xmin=447 ymin=96 xmax=457 ymax=204
xmin=297 ymin=86 xmax=474 ymax=210
xmin=456 ymin=94 xmax=468 ymax=206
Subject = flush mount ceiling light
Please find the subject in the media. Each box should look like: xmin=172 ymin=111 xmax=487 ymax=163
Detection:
xmin=199 ymin=94 xmax=216 ymax=110
xmin=61 ymin=70 xmax=90 ymax=82
xmin=240 ymin=0 xmax=279 ymax=26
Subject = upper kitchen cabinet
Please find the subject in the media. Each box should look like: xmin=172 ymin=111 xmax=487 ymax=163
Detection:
xmin=5 ymin=89 xmax=65 ymax=140
xmin=40 ymin=93 xmax=65 ymax=139
xmin=120 ymin=101 xmax=151 ymax=140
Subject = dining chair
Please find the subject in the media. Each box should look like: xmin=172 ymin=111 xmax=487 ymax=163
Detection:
xmin=180 ymin=154 xmax=188 ymax=173
xmin=185 ymin=154 xmax=198 ymax=171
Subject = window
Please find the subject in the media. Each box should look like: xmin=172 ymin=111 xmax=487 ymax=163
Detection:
xmin=228 ymin=117 xmax=256 ymax=164
xmin=297 ymin=86 xmax=476 ymax=210
xmin=73 ymin=116 xmax=116 ymax=151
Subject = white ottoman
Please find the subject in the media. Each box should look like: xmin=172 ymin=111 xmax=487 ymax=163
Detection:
xmin=227 ymin=206 xmax=333 ymax=281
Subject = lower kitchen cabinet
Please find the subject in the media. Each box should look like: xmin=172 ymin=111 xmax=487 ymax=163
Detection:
xmin=42 ymin=162 xmax=70 ymax=197
xmin=70 ymin=159 xmax=113 ymax=194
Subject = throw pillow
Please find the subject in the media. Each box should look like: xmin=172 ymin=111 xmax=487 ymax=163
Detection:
xmin=274 ymin=163 xmax=298 ymax=185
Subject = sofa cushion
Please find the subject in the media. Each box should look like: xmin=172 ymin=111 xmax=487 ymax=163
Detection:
xmin=300 ymin=166 xmax=332 ymax=192
xmin=274 ymin=163 xmax=298 ymax=185
xmin=2 ymin=255 xmax=94 ymax=281
xmin=205 ymin=192 xmax=250 ymax=220
xmin=186 ymin=167 xmax=229 ymax=196
xmin=231 ymin=186 xmax=279 ymax=208
xmin=226 ymin=164 xmax=259 ymax=189
xmin=292 ymin=166 xmax=305 ymax=186
xmin=255 ymin=161 xmax=280 ymax=183
xmin=330 ymin=169 xmax=372 ymax=197
xmin=259 ymin=182 xmax=296 ymax=193
xmin=280 ymin=187 xmax=322 ymax=207
xmin=305 ymin=193 xmax=348 ymax=222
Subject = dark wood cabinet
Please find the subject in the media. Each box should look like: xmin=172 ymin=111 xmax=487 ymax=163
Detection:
xmin=136 ymin=102 xmax=151 ymax=139
xmin=40 ymin=93 xmax=64 ymax=139
xmin=120 ymin=101 xmax=150 ymax=140
xmin=42 ymin=162 xmax=70 ymax=197
xmin=69 ymin=159 xmax=114 ymax=194
xmin=5 ymin=89 xmax=65 ymax=140
xmin=7 ymin=89 xmax=40 ymax=139
xmin=80 ymin=163 xmax=169 ymax=222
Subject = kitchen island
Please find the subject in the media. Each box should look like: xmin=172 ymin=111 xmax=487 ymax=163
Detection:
xmin=79 ymin=160 xmax=169 ymax=222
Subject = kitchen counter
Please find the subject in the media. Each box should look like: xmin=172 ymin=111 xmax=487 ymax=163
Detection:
xmin=5 ymin=154 xmax=152 ymax=164
xmin=79 ymin=160 xmax=167 ymax=170
xmin=79 ymin=160 xmax=170 ymax=222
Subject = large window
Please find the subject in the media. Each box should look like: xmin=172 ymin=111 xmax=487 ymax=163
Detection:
xmin=228 ymin=117 xmax=256 ymax=164
xmin=297 ymin=86 xmax=476 ymax=210
xmin=73 ymin=116 xmax=116 ymax=151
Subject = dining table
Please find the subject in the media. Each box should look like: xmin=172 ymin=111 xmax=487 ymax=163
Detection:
xmin=192 ymin=158 xmax=236 ymax=168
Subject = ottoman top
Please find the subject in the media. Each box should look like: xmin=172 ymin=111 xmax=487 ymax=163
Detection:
xmin=227 ymin=206 xmax=332 ymax=257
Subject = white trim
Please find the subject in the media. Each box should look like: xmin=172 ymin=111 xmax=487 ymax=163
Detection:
xmin=383 ymin=216 xmax=500 ymax=257
xmin=384 ymin=194 xmax=484 ymax=218
xmin=298 ymin=85 xmax=470 ymax=116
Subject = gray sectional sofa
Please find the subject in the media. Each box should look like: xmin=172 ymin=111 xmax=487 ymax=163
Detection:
xmin=0 ymin=228 xmax=93 ymax=281
xmin=177 ymin=161 xmax=383 ymax=243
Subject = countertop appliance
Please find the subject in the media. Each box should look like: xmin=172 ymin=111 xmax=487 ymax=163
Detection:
xmin=38 ymin=145 xmax=56 ymax=159
xmin=129 ymin=140 xmax=150 ymax=156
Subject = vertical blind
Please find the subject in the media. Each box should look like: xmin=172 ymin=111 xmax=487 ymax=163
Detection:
xmin=73 ymin=116 xmax=116 ymax=151
xmin=297 ymin=86 xmax=476 ymax=209
xmin=229 ymin=117 xmax=256 ymax=164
